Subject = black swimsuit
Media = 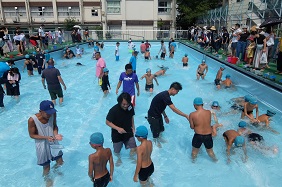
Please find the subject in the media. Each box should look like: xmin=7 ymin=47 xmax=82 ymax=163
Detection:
xmin=94 ymin=172 xmax=110 ymax=187
xmin=139 ymin=162 xmax=154 ymax=181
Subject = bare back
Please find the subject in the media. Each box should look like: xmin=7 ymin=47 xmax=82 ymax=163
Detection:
xmin=190 ymin=108 xmax=212 ymax=135
xmin=89 ymin=148 xmax=112 ymax=179
xmin=137 ymin=139 xmax=153 ymax=168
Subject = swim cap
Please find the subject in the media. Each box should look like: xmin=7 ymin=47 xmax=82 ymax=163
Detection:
xmin=25 ymin=54 xmax=30 ymax=59
xmin=266 ymin=110 xmax=276 ymax=117
xmin=194 ymin=97 xmax=203 ymax=105
xmin=238 ymin=121 xmax=247 ymax=128
xmin=135 ymin=126 xmax=148 ymax=138
xmin=32 ymin=51 xmax=36 ymax=55
xmin=185 ymin=54 xmax=188 ymax=57
xmin=103 ymin=68 xmax=109 ymax=73
xmin=226 ymin=74 xmax=231 ymax=78
xmin=90 ymin=132 xmax=104 ymax=146
xmin=244 ymin=95 xmax=252 ymax=102
xmin=212 ymin=101 xmax=219 ymax=107
xmin=202 ymin=60 xmax=206 ymax=63
xmin=146 ymin=68 xmax=151 ymax=73
xmin=161 ymin=66 xmax=169 ymax=70
xmin=220 ymin=65 xmax=225 ymax=69
xmin=249 ymin=97 xmax=257 ymax=105
xmin=234 ymin=136 xmax=245 ymax=147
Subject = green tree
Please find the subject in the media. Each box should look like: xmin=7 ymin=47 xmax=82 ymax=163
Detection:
xmin=63 ymin=17 xmax=78 ymax=31
xmin=176 ymin=0 xmax=222 ymax=29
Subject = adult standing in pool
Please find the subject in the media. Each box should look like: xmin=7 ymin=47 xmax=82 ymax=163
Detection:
xmin=106 ymin=92 xmax=137 ymax=166
xmin=95 ymin=51 xmax=106 ymax=85
xmin=147 ymin=82 xmax=189 ymax=148
xmin=28 ymin=100 xmax=64 ymax=177
xmin=116 ymin=63 xmax=140 ymax=107
xmin=42 ymin=58 xmax=67 ymax=106
xmin=189 ymin=97 xmax=218 ymax=162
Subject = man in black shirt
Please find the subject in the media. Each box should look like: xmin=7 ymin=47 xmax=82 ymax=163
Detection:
xmin=41 ymin=59 xmax=67 ymax=105
xmin=106 ymin=92 xmax=137 ymax=166
xmin=147 ymin=82 xmax=189 ymax=148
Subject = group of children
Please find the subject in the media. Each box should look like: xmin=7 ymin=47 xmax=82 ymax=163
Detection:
xmin=89 ymin=126 xmax=154 ymax=187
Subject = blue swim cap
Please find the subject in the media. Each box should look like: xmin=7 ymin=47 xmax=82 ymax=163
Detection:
xmin=238 ymin=121 xmax=247 ymax=128
xmin=194 ymin=97 xmax=203 ymax=105
xmin=90 ymin=132 xmax=104 ymax=146
xmin=146 ymin=68 xmax=151 ymax=73
xmin=244 ymin=95 xmax=252 ymax=102
xmin=32 ymin=51 xmax=36 ymax=55
xmin=266 ymin=110 xmax=276 ymax=117
xmin=226 ymin=74 xmax=231 ymax=78
xmin=103 ymin=68 xmax=109 ymax=73
xmin=220 ymin=65 xmax=225 ymax=69
xmin=185 ymin=53 xmax=188 ymax=57
xmin=234 ymin=136 xmax=245 ymax=147
xmin=212 ymin=101 xmax=219 ymax=107
xmin=135 ymin=126 xmax=148 ymax=138
xmin=25 ymin=54 xmax=30 ymax=59
xmin=249 ymin=97 xmax=257 ymax=105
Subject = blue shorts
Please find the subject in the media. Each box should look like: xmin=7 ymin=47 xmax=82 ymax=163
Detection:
xmin=116 ymin=56 xmax=119 ymax=61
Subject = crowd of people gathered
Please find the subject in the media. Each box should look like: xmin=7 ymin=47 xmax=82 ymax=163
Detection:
xmin=187 ymin=24 xmax=282 ymax=74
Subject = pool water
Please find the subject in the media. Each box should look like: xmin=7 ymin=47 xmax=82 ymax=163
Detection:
xmin=0 ymin=42 xmax=281 ymax=187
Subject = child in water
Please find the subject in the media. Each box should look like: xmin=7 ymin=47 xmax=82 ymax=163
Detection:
xmin=88 ymin=132 xmax=114 ymax=187
xmin=222 ymin=74 xmax=232 ymax=88
xmin=182 ymin=54 xmax=188 ymax=67
xmin=140 ymin=68 xmax=159 ymax=93
xmin=101 ymin=68 xmax=111 ymax=96
xmin=133 ymin=126 xmax=154 ymax=186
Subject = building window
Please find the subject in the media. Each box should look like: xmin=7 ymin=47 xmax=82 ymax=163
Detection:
xmin=58 ymin=6 xmax=80 ymax=17
xmin=3 ymin=6 xmax=27 ymax=17
xmin=107 ymin=1 xmax=120 ymax=14
xmin=30 ymin=6 xmax=53 ymax=17
xmin=158 ymin=1 xmax=171 ymax=14
xmin=92 ymin=9 xmax=98 ymax=16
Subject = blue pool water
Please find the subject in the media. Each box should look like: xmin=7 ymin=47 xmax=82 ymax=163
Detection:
xmin=0 ymin=42 xmax=281 ymax=187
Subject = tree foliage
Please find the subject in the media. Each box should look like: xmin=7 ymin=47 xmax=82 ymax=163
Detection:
xmin=176 ymin=0 xmax=222 ymax=29
xmin=63 ymin=17 xmax=78 ymax=31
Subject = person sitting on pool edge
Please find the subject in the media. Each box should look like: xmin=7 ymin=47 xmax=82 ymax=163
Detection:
xmin=189 ymin=97 xmax=218 ymax=162
xmin=133 ymin=126 xmax=154 ymax=186
xmin=214 ymin=65 xmax=225 ymax=89
xmin=196 ymin=60 xmax=208 ymax=80
xmin=88 ymin=132 xmax=114 ymax=187
xmin=237 ymin=121 xmax=279 ymax=154
xmin=223 ymin=129 xmax=247 ymax=164
xmin=222 ymin=74 xmax=232 ymax=88
xmin=241 ymin=96 xmax=259 ymax=123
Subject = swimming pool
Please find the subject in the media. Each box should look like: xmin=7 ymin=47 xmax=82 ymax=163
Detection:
xmin=0 ymin=42 xmax=281 ymax=187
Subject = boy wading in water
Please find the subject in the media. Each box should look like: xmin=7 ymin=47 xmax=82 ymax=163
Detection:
xmin=133 ymin=126 xmax=154 ymax=187
xmin=140 ymin=68 xmax=159 ymax=93
xmin=88 ymin=132 xmax=114 ymax=187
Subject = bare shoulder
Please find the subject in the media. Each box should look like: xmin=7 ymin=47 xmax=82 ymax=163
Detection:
xmin=105 ymin=148 xmax=112 ymax=155
xmin=28 ymin=117 xmax=35 ymax=127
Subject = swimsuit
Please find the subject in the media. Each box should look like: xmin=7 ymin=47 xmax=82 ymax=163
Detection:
xmin=192 ymin=133 xmax=213 ymax=149
xmin=145 ymin=84 xmax=153 ymax=91
xmin=248 ymin=133 xmax=263 ymax=142
xmin=214 ymin=79 xmax=220 ymax=85
xmin=183 ymin=63 xmax=188 ymax=67
xmin=94 ymin=172 xmax=110 ymax=187
xmin=145 ymin=56 xmax=149 ymax=60
xmin=139 ymin=162 xmax=154 ymax=182
xmin=198 ymin=72 xmax=204 ymax=76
